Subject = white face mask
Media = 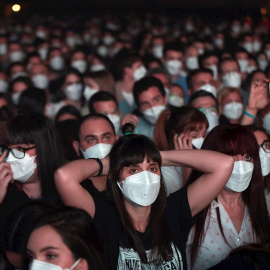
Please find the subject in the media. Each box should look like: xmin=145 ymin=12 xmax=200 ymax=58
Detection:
xmin=142 ymin=105 xmax=166 ymax=125
xmin=237 ymin=59 xmax=249 ymax=73
xmin=36 ymin=30 xmax=47 ymax=40
xmin=168 ymin=95 xmax=184 ymax=107
xmin=214 ymin=38 xmax=224 ymax=48
xmin=107 ymin=114 xmax=120 ymax=133
xmin=222 ymin=71 xmax=241 ymax=88
xmin=265 ymin=50 xmax=270 ymax=61
xmin=103 ymin=36 xmax=115 ymax=46
xmin=71 ymin=60 xmax=87 ymax=74
xmin=202 ymin=109 xmax=219 ymax=134
xmin=12 ymin=92 xmax=22 ymax=105
xmin=223 ymin=102 xmax=243 ymax=120
xmin=253 ymin=41 xmax=261 ymax=52
xmin=90 ymin=64 xmax=106 ymax=72
xmin=192 ymin=137 xmax=204 ymax=149
xmin=133 ymin=66 xmax=147 ymax=81
xmin=185 ymin=56 xmax=199 ymax=70
xmin=6 ymin=150 xmax=37 ymax=183
xmin=0 ymin=79 xmax=8 ymax=93
xmin=65 ymin=36 xmax=77 ymax=47
xmin=258 ymin=59 xmax=268 ymax=71
xmin=65 ymin=83 xmax=83 ymax=101
xmin=152 ymin=45 xmax=163 ymax=59
xmin=243 ymin=42 xmax=253 ymax=53
xmin=208 ymin=65 xmax=218 ymax=80
xmin=9 ymin=51 xmax=25 ymax=62
xmin=232 ymin=24 xmax=241 ymax=35
xmin=38 ymin=48 xmax=48 ymax=60
xmin=246 ymin=65 xmax=257 ymax=74
xmin=199 ymin=84 xmax=217 ymax=97
xmin=83 ymin=86 xmax=98 ymax=101
xmin=117 ymin=171 xmax=160 ymax=207
xmin=259 ymin=147 xmax=270 ymax=176
xmin=12 ymin=72 xmax=28 ymax=80
xmin=97 ymin=46 xmax=108 ymax=57
xmin=32 ymin=74 xmax=49 ymax=89
xmin=81 ymin=143 xmax=112 ymax=159
xmin=50 ymin=56 xmax=65 ymax=71
xmin=0 ymin=44 xmax=7 ymax=55
xmin=165 ymin=60 xmax=182 ymax=76
xmin=225 ymin=161 xmax=254 ymax=192
xmin=30 ymin=258 xmax=81 ymax=270
xmin=263 ymin=112 xmax=270 ymax=134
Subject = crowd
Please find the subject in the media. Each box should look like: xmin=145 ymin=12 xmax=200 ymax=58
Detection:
xmin=0 ymin=10 xmax=270 ymax=270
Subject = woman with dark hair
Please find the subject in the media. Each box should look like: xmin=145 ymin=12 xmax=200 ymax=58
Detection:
xmin=23 ymin=207 xmax=105 ymax=270
xmin=0 ymin=111 xmax=65 ymax=231
xmin=154 ymin=106 xmax=208 ymax=192
xmin=186 ymin=125 xmax=270 ymax=270
xmin=55 ymin=123 xmax=234 ymax=269
xmin=54 ymin=105 xmax=82 ymax=123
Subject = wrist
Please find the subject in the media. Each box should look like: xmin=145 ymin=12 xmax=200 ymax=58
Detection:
xmin=245 ymin=105 xmax=258 ymax=115
xmin=243 ymin=109 xmax=256 ymax=119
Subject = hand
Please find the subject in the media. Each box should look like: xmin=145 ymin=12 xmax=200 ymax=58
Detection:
xmin=247 ymin=78 xmax=270 ymax=110
xmin=0 ymin=151 xmax=14 ymax=204
xmin=173 ymin=133 xmax=193 ymax=150
xmin=121 ymin=114 xmax=139 ymax=127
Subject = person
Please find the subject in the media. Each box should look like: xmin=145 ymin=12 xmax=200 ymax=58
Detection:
xmin=55 ymin=123 xmax=234 ymax=269
xmin=54 ymin=105 xmax=82 ymax=123
xmin=23 ymin=207 xmax=105 ymax=270
xmin=154 ymin=106 xmax=208 ymax=192
xmin=186 ymin=124 xmax=270 ymax=270
xmin=0 ymin=112 xmax=65 ymax=231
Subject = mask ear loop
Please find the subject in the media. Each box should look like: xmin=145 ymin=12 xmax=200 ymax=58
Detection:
xmin=69 ymin=258 xmax=81 ymax=270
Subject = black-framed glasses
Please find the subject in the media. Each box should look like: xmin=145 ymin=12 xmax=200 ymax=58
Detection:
xmin=0 ymin=144 xmax=36 ymax=159
xmin=260 ymin=140 xmax=270 ymax=153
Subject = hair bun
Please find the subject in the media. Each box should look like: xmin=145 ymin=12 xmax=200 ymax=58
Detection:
xmin=121 ymin=122 xmax=135 ymax=135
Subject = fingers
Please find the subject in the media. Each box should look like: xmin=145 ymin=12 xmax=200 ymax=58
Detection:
xmin=174 ymin=133 xmax=192 ymax=150
xmin=0 ymin=150 xmax=7 ymax=163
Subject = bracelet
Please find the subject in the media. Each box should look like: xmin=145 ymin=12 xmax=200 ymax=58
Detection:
xmin=243 ymin=110 xmax=256 ymax=119
xmin=89 ymin=158 xmax=103 ymax=177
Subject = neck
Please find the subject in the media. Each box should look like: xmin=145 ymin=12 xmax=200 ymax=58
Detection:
xmin=90 ymin=175 xmax=107 ymax=192
xmin=124 ymin=199 xmax=151 ymax=232
xmin=119 ymin=77 xmax=134 ymax=93
xmin=22 ymin=180 xmax=42 ymax=199
xmin=218 ymin=189 xmax=244 ymax=208
xmin=230 ymin=119 xmax=240 ymax=124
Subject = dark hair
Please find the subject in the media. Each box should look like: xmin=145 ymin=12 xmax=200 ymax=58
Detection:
xmin=9 ymin=76 xmax=33 ymax=94
xmin=106 ymin=123 xmax=173 ymax=263
xmin=154 ymin=107 xmax=208 ymax=150
xmin=0 ymin=112 xmax=65 ymax=204
xmin=186 ymin=68 xmax=213 ymax=90
xmin=198 ymin=51 xmax=220 ymax=68
xmin=88 ymin=91 xmax=118 ymax=113
xmin=133 ymin=76 xmax=166 ymax=106
xmin=188 ymin=90 xmax=218 ymax=110
xmin=54 ymin=105 xmax=82 ymax=123
xmin=22 ymin=207 xmax=105 ymax=270
xmin=187 ymin=125 xmax=270 ymax=267
xmin=163 ymin=42 xmax=184 ymax=57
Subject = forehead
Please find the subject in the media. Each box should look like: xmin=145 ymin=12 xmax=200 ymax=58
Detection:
xmin=152 ymin=73 xmax=169 ymax=85
xmin=165 ymin=50 xmax=183 ymax=59
xmin=192 ymin=96 xmax=216 ymax=109
xmin=221 ymin=60 xmax=239 ymax=72
xmin=252 ymin=72 xmax=267 ymax=81
xmin=253 ymin=130 xmax=268 ymax=145
xmin=79 ymin=118 xmax=113 ymax=137
xmin=65 ymin=73 xmax=80 ymax=83
xmin=138 ymin=86 xmax=163 ymax=102
xmin=203 ymin=56 xmax=218 ymax=65
xmin=193 ymin=72 xmax=213 ymax=83
xmin=223 ymin=91 xmax=241 ymax=101
xmin=93 ymin=100 xmax=117 ymax=113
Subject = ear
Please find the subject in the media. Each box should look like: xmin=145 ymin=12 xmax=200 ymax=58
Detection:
xmin=164 ymin=94 xmax=168 ymax=106
xmin=187 ymin=88 xmax=191 ymax=96
xmin=115 ymin=134 xmax=119 ymax=140
xmin=77 ymin=258 xmax=88 ymax=270
xmin=72 ymin=141 xmax=80 ymax=157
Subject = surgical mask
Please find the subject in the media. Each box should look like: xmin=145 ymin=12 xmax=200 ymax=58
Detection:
xmin=168 ymin=95 xmax=184 ymax=107
xmin=263 ymin=112 xmax=270 ymax=134
xmin=103 ymin=36 xmax=115 ymax=46
xmin=121 ymin=91 xmax=134 ymax=106
xmin=199 ymin=84 xmax=217 ymax=97
xmin=246 ymin=65 xmax=257 ymax=74
xmin=202 ymin=108 xmax=219 ymax=134
xmin=192 ymin=137 xmax=204 ymax=149
xmin=186 ymin=56 xmax=199 ymax=70
xmin=198 ymin=48 xmax=204 ymax=55
xmin=71 ymin=59 xmax=87 ymax=73
xmin=225 ymin=161 xmax=254 ymax=192
xmin=83 ymin=86 xmax=98 ymax=101
xmin=223 ymin=102 xmax=243 ymax=120
xmin=133 ymin=66 xmax=147 ymax=81
xmin=165 ymin=60 xmax=182 ymax=76
xmin=253 ymin=41 xmax=261 ymax=52
xmin=90 ymin=64 xmax=106 ymax=72
xmin=208 ymin=65 xmax=218 ymax=80
xmin=214 ymin=38 xmax=224 ymax=48
xmin=0 ymin=79 xmax=8 ymax=93
xmin=222 ymin=71 xmax=241 ymax=88
xmin=142 ymin=105 xmax=166 ymax=125
xmin=243 ymin=42 xmax=253 ymax=53
xmin=9 ymin=51 xmax=25 ymax=62
xmin=238 ymin=59 xmax=248 ymax=73
xmin=0 ymin=44 xmax=7 ymax=55
xmin=258 ymin=59 xmax=268 ymax=71
xmin=259 ymin=147 xmax=270 ymax=176
xmin=65 ymin=83 xmax=83 ymax=101
xmin=32 ymin=74 xmax=49 ymax=89
xmin=97 ymin=46 xmax=108 ymax=57
xmin=11 ymin=72 xmax=28 ymax=80
xmin=265 ymin=50 xmax=270 ymax=61
xmin=12 ymin=92 xmax=22 ymax=105
xmin=185 ymin=24 xmax=194 ymax=32
xmin=107 ymin=114 xmax=120 ymax=133
xmin=50 ymin=56 xmax=64 ymax=71
xmin=6 ymin=150 xmax=37 ymax=183
xmin=36 ymin=30 xmax=47 ymax=40
xmin=232 ymin=24 xmax=241 ymax=35
xmin=117 ymin=171 xmax=160 ymax=207
xmin=30 ymin=258 xmax=81 ymax=270
xmin=152 ymin=45 xmax=163 ymax=59
xmin=38 ymin=48 xmax=48 ymax=60
xmin=83 ymin=33 xmax=91 ymax=43
xmin=81 ymin=143 xmax=112 ymax=159
xmin=65 ymin=36 xmax=76 ymax=47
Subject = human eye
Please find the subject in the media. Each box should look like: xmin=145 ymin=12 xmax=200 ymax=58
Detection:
xmin=129 ymin=168 xmax=139 ymax=174
xmin=46 ymin=253 xmax=57 ymax=260
xmin=149 ymin=167 xmax=157 ymax=173
xmin=190 ymin=131 xmax=198 ymax=138
xmin=104 ymin=135 xmax=112 ymax=141
xmin=244 ymin=155 xmax=252 ymax=162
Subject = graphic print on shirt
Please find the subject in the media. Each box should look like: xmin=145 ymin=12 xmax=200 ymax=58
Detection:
xmin=117 ymin=243 xmax=183 ymax=269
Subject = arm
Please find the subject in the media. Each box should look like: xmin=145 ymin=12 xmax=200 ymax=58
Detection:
xmin=161 ymin=149 xmax=234 ymax=217
xmin=54 ymin=157 xmax=109 ymax=218
xmin=241 ymin=78 xmax=269 ymax=126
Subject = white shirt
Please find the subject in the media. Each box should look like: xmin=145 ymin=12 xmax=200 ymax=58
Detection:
xmin=186 ymin=200 xmax=257 ymax=270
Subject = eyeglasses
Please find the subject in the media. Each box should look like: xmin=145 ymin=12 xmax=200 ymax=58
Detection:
xmin=0 ymin=144 xmax=36 ymax=159
xmin=260 ymin=140 xmax=270 ymax=153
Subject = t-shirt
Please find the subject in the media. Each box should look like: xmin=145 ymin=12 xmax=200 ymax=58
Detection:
xmin=81 ymin=179 xmax=107 ymax=202
xmin=93 ymin=186 xmax=195 ymax=270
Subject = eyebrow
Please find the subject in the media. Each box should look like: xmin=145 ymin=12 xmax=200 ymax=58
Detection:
xmin=27 ymin=247 xmax=59 ymax=253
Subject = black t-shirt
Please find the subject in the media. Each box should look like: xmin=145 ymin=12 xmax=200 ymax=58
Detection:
xmin=81 ymin=179 xmax=107 ymax=201
xmin=94 ymin=186 xmax=195 ymax=270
